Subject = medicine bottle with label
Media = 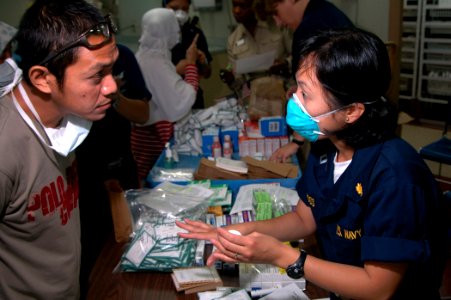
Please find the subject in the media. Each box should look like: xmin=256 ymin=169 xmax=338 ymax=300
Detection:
xmin=238 ymin=130 xmax=249 ymax=158
xmin=224 ymin=134 xmax=233 ymax=152
xmin=223 ymin=140 xmax=232 ymax=159
xmin=212 ymin=136 xmax=222 ymax=158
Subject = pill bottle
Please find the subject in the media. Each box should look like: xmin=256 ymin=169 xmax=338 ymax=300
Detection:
xmin=212 ymin=136 xmax=222 ymax=158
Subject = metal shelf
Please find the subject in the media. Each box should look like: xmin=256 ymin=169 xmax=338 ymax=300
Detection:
xmin=418 ymin=1 xmax=451 ymax=104
xmin=400 ymin=0 xmax=423 ymax=101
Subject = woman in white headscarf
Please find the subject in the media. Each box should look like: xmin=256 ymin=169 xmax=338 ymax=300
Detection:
xmin=131 ymin=8 xmax=199 ymax=182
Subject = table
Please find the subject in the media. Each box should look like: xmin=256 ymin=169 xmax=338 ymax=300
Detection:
xmin=86 ymin=233 xmax=329 ymax=300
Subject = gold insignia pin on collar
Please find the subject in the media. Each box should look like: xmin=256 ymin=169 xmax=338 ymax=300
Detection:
xmin=306 ymin=194 xmax=315 ymax=207
xmin=356 ymin=183 xmax=363 ymax=197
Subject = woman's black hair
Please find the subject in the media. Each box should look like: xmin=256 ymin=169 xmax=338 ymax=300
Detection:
xmin=296 ymin=27 xmax=398 ymax=148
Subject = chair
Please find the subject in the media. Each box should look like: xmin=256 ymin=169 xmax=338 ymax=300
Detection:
xmin=419 ymin=99 xmax=451 ymax=177
xmin=420 ymin=103 xmax=451 ymax=280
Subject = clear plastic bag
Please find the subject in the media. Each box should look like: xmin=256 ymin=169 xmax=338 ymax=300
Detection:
xmin=252 ymin=188 xmax=291 ymax=221
xmin=119 ymin=182 xmax=212 ymax=272
xmin=149 ymin=167 xmax=195 ymax=183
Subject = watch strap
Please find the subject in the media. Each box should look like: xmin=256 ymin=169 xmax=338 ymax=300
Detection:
xmin=286 ymin=249 xmax=307 ymax=279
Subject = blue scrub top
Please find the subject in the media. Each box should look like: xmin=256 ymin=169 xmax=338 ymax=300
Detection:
xmin=292 ymin=0 xmax=353 ymax=76
xmin=296 ymin=137 xmax=447 ymax=299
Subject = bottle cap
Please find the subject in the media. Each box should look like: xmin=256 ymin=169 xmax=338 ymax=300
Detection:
xmin=165 ymin=147 xmax=172 ymax=158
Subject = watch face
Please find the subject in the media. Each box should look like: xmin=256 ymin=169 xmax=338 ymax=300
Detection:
xmin=287 ymin=265 xmax=303 ymax=279
xmin=286 ymin=250 xmax=307 ymax=279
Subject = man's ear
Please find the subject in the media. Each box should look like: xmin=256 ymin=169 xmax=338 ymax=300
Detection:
xmin=28 ymin=66 xmax=55 ymax=94
xmin=346 ymin=102 xmax=365 ymax=124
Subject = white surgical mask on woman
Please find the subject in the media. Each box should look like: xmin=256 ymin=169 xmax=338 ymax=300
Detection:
xmin=174 ymin=9 xmax=189 ymax=26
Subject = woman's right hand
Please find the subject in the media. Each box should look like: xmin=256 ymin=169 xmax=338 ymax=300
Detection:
xmin=175 ymin=59 xmax=188 ymax=75
xmin=270 ymin=142 xmax=299 ymax=163
xmin=185 ymin=34 xmax=199 ymax=65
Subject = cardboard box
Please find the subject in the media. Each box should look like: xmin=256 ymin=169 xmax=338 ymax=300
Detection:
xmin=259 ymin=116 xmax=287 ymax=137
xmin=242 ymin=156 xmax=299 ymax=179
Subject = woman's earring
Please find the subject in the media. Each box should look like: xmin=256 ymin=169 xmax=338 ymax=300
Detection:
xmin=345 ymin=117 xmax=350 ymax=123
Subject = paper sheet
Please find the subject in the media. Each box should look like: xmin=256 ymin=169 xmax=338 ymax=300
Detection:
xmin=260 ymin=283 xmax=310 ymax=300
xmin=125 ymin=230 xmax=155 ymax=267
xmin=173 ymin=267 xmax=220 ymax=285
xmin=234 ymin=50 xmax=277 ymax=74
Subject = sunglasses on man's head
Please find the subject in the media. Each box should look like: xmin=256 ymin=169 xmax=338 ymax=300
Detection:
xmin=39 ymin=14 xmax=117 ymax=66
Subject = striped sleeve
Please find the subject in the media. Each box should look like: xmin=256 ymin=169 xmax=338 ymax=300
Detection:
xmin=130 ymin=121 xmax=174 ymax=183
xmin=184 ymin=64 xmax=199 ymax=92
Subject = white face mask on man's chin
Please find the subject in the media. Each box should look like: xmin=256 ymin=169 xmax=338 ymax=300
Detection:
xmin=12 ymin=82 xmax=92 ymax=157
xmin=42 ymin=115 xmax=92 ymax=156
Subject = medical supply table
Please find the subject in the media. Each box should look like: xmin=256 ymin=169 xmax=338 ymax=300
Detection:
xmin=86 ymin=153 xmax=321 ymax=299
xmin=146 ymin=153 xmax=302 ymax=200
xmin=86 ymin=233 xmax=329 ymax=299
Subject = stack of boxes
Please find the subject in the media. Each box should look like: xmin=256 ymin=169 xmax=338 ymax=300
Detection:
xmin=202 ymin=116 xmax=289 ymax=160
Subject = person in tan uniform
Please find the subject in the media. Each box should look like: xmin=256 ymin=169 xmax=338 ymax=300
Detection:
xmin=220 ymin=0 xmax=292 ymax=98
xmin=227 ymin=5 xmax=291 ymax=62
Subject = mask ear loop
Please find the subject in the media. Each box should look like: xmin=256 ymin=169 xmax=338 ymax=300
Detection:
xmin=292 ymin=93 xmax=319 ymax=122
xmin=292 ymin=93 xmax=346 ymax=121
xmin=12 ymin=83 xmax=55 ymax=149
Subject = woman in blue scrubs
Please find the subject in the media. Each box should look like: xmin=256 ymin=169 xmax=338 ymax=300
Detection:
xmin=177 ymin=27 xmax=447 ymax=299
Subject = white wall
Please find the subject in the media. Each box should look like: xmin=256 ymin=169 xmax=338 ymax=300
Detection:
xmin=117 ymin=0 xmax=159 ymax=36
xmin=0 ymin=0 xmax=33 ymax=27
xmin=330 ymin=0 xmax=390 ymax=41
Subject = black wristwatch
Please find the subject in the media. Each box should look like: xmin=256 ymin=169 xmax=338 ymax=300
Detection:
xmin=286 ymin=249 xmax=307 ymax=279
xmin=292 ymin=139 xmax=305 ymax=146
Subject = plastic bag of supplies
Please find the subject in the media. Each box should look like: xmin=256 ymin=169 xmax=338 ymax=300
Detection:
xmin=119 ymin=182 xmax=213 ymax=272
